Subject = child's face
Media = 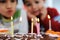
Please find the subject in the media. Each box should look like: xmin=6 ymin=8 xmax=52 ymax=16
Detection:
xmin=0 ymin=0 xmax=17 ymax=18
xmin=24 ymin=0 xmax=45 ymax=16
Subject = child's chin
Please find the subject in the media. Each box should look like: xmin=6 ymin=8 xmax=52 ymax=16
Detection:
xmin=5 ymin=16 xmax=12 ymax=18
xmin=7 ymin=15 xmax=14 ymax=17
xmin=34 ymin=13 xmax=40 ymax=16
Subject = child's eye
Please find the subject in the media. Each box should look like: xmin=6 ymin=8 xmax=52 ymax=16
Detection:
xmin=11 ymin=0 xmax=15 ymax=2
xmin=35 ymin=1 xmax=39 ymax=4
xmin=0 ymin=0 xmax=6 ymax=3
xmin=26 ymin=3 xmax=32 ymax=6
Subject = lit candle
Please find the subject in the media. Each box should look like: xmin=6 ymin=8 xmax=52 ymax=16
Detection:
xmin=35 ymin=18 xmax=40 ymax=35
xmin=31 ymin=18 xmax=34 ymax=33
xmin=36 ymin=18 xmax=43 ymax=38
xmin=11 ymin=16 xmax=14 ymax=37
xmin=48 ymin=15 xmax=52 ymax=30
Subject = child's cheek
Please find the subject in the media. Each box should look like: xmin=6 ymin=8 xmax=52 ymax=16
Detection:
xmin=0 ymin=8 xmax=2 ymax=13
xmin=0 ymin=8 xmax=4 ymax=15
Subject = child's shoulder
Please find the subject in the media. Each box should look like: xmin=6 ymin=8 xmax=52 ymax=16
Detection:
xmin=47 ymin=7 xmax=58 ymax=12
xmin=47 ymin=7 xmax=59 ymax=18
xmin=13 ymin=9 xmax=21 ymax=20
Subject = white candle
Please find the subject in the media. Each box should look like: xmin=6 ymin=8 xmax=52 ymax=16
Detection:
xmin=11 ymin=16 xmax=14 ymax=37
xmin=31 ymin=18 xmax=34 ymax=33
xmin=48 ymin=15 xmax=52 ymax=30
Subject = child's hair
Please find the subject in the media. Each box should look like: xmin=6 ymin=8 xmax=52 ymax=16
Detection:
xmin=0 ymin=0 xmax=18 ymax=3
xmin=22 ymin=0 xmax=45 ymax=4
xmin=16 ymin=0 xmax=18 ymax=3
xmin=22 ymin=0 xmax=26 ymax=4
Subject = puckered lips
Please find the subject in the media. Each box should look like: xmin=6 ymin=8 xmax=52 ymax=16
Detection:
xmin=7 ymin=9 xmax=13 ymax=16
xmin=32 ymin=9 xmax=41 ymax=15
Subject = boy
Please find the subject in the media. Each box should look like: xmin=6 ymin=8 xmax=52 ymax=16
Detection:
xmin=22 ymin=0 xmax=60 ymax=33
xmin=0 ymin=0 xmax=28 ymax=34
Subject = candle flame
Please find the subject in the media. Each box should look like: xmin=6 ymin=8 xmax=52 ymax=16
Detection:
xmin=37 ymin=18 xmax=40 ymax=22
xmin=31 ymin=18 xmax=33 ymax=22
xmin=48 ymin=15 xmax=50 ymax=19
xmin=11 ymin=16 xmax=13 ymax=20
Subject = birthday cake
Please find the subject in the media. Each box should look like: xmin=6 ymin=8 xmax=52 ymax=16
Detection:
xmin=0 ymin=33 xmax=57 ymax=40
xmin=0 ymin=28 xmax=9 ymax=34
xmin=46 ymin=30 xmax=60 ymax=37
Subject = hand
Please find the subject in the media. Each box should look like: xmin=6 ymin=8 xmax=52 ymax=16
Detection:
xmin=40 ymin=7 xmax=47 ymax=20
xmin=27 ymin=11 xmax=38 ymax=26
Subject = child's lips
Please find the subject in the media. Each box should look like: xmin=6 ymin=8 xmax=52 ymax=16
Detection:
xmin=33 ymin=10 xmax=40 ymax=14
xmin=7 ymin=10 xmax=13 ymax=13
xmin=7 ymin=10 xmax=13 ymax=15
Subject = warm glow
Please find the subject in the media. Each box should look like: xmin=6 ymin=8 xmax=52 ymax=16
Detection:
xmin=11 ymin=16 xmax=13 ymax=20
xmin=31 ymin=18 xmax=33 ymax=22
xmin=37 ymin=18 xmax=40 ymax=22
xmin=48 ymin=15 xmax=50 ymax=19
xmin=57 ymin=38 xmax=60 ymax=40
xmin=20 ymin=17 xmax=22 ymax=22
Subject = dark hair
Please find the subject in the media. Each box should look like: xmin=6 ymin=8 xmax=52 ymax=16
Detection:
xmin=16 ymin=0 xmax=18 ymax=3
xmin=0 ymin=0 xmax=18 ymax=3
xmin=22 ymin=0 xmax=26 ymax=4
xmin=22 ymin=0 xmax=45 ymax=4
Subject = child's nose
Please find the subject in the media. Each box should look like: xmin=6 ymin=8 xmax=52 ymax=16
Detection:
xmin=32 ymin=4 xmax=37 ymax=10
xmin=6 ymin=2 xmax=12 ymax=9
